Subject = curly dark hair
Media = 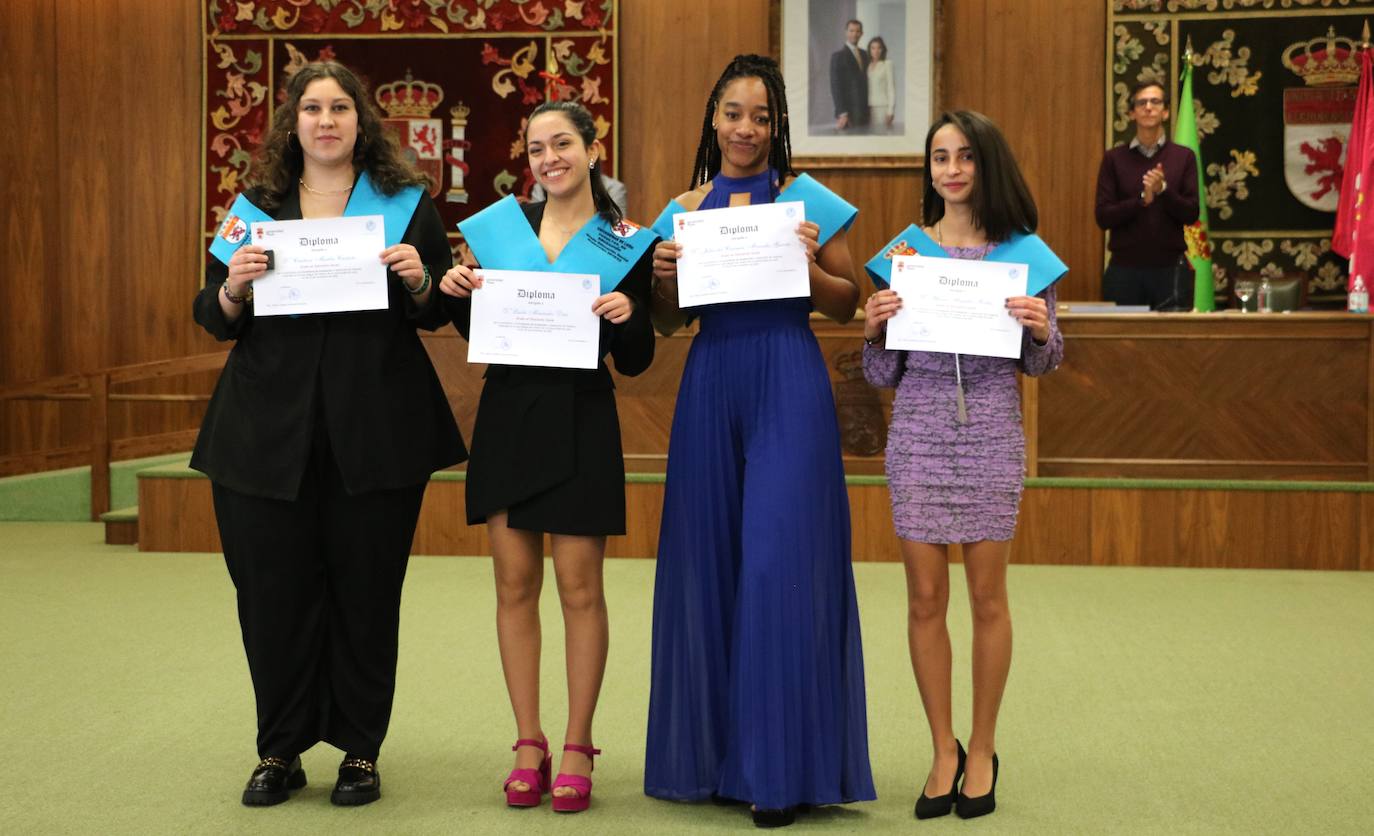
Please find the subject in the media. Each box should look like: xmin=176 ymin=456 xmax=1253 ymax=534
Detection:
xmin=688 ymin=54 xmax=795 ymax=191
xmin=921 ymin=110 xmax=1038 ymax=244
xmin=244 ymin=61 xmax=429 ymax=211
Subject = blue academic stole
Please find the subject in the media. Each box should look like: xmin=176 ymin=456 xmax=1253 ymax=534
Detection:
xmin=649 ymin=173 xmax=858 ymax=247
xmin=208 ymin=172 xmax=423 ymax=265
xmin=864 ymin=225 xmax=1068 ymax=295
xmin=458 ymin=195 xmax=656 ymax=294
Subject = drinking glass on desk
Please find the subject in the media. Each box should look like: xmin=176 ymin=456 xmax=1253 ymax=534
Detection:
xmin=1233 ymin=280 xmax=1256 ymax=313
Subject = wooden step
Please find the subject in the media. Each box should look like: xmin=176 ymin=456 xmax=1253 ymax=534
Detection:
xmin=99 ymin=505 xmax=138 ymax=545
xmin=133 ymin=463 xmax=1374 ymax=569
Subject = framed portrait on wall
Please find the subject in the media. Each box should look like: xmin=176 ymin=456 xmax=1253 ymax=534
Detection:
xmin=776 ymin=0 xmax=936 ymax=168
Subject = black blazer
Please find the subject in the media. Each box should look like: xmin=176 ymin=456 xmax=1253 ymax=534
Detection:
xmin=191 ymin=186 xmax=466 ymax=501
xmin=829 ymin=45 xmax=870 ymax=123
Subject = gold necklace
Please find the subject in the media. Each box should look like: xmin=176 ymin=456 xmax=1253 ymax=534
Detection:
xmin=936 ymin=220 xmax=989 ymax=254
xmin=299 ymin=178 xmax=353 ymax=196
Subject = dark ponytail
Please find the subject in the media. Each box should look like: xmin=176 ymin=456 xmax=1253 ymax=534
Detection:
xmin=524 ymin=100 xmax=623 ymax=226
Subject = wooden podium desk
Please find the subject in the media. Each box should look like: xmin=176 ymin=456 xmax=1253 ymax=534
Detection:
xmin=1024 ymin=312 xmax=1374 ymax=482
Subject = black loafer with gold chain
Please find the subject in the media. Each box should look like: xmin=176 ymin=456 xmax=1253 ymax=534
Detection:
xmin=241 ymin=756 xmax=306 ymax=806
xmin=331 ymin=756 xmax=381 ymax=806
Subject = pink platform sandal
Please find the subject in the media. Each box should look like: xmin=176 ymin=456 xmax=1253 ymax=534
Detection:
xmin=503 ymin=737 xmax=551 ymax=808
xmin=550 ymin=743 xmax=601 ymax=813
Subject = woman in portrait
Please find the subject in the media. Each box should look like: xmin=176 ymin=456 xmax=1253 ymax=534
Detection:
xmin=866 ymin=36 xmax=896 ymax=131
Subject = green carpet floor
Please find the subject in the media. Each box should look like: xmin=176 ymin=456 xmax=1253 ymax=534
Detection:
xmin=1 ymin=522 xmax=1371 ymax=834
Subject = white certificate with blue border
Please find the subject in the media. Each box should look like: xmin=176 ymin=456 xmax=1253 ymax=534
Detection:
xmin=250 ymin=215 xmax=388 ymax=317
xmin=673 ymin=201 xmax=810 ymax=306
xmin=885 ymin=255 xmax=1029 ymax=359
xmin=467 ymin=269 xmax=600 ymax=370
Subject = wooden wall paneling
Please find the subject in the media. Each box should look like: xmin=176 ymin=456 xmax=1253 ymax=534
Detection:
xmin=0 ymin=0 xmax=60 ymax=387
xmin=1261 ymin=490 xmax=1363 ymax=572
xmin=137 ymin=476 xmax=219 ymax=552
xmin=1037 ymin=315 xmax=1372 ymax=479
xmin=410 ymin=481 xmax=488 ymax=556
xmin=812 ymin=169 xmax=923 ymax=298
xmin=55 ymin=0 xmax=121 ymax=379
xmin=134 ymin=464 xmax=1372 ymax=568
xmin=1087 ymin=487 xmax=1144 ymax=565
xmin=849 ymin=483 xmax=897 ymax=562
xmin=1013 ymin=486 xmax=1091 ymax=565
xmin=606 ymin=481 xmax=664 ymax=558
xmin=1172 ymin=487 xmax=1234 ymax=561
xmin=619 ymin=0 xmax=772 ymax=227
xmin=940 ymin=0 xmax=1106 ymax=302
xmin=112 ymin=0 xmax=207 ymax=368
xmin=1361 ymin=494 xmax=1374 ymax=571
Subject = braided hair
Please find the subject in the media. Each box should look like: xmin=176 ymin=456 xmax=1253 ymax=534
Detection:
xmin=689 ymin=54 xmax=795 ymax=191
xmin=524 ymin=100 xmax=623 ymax=226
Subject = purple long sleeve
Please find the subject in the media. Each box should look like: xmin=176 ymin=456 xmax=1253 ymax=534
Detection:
xmin=862 ymin=339 xmax=906 ymax=388
xmin=1019 ymin=283 xmax=1062 ymax=377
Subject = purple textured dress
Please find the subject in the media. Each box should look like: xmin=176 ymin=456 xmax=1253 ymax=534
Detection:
xmin=862 ymin=244 xmax=1063 ymax=543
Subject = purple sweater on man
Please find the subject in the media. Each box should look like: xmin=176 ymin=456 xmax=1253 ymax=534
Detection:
xmin=1094 ymin=140 xmax=1199 ymax=268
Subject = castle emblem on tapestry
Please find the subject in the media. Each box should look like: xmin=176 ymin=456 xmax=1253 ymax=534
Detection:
xmin=202 ymin=1 xmax=618 ymax=243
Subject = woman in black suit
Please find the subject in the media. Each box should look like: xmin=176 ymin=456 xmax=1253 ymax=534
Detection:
xmin=192 ymin=60 xmax=464 ymax=808
xmin=439 ymin=101 xmax=655 ymax=813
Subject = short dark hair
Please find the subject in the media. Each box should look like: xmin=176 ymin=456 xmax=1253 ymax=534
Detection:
xmin=922 ymin=110 xmax=1038 ymax=243
xmin=846 ymin=19 xmax=862 ymax=28
xmin=867 ymin=37 xmax=888 ymax=61
xmin=1129 ymin=79 xmax=1169 ymax=108
xmin=524 ymin=100 xmax=623 ymax=226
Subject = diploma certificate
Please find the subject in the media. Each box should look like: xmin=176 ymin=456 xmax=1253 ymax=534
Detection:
xmin=467 ymin=269 xmax=600 ymax=370
xmin=250 ymin=215 xmax=388 ymax=316
xmin=885 ymin=256 xmax=1030 ymax=359
xmin=673 ymin=201 xmax=810 ymax=306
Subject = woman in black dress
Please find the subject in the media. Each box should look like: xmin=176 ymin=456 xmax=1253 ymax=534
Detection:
xmin=193 ymin=60 xmax=464 ymax=807
xmin=440 ymin=100 xmax=655 ymax=813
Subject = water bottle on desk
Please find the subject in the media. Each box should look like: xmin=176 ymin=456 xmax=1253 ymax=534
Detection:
xmin=1258 ymin=277 xmax=1272 ymax=313
xmin=1351 ymin=276 xmax=1369 ymax=313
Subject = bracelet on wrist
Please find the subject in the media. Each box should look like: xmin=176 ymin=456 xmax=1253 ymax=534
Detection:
xmin=405 ymin=265 xmax=432 ymax=296
xmin=223 ymin=281 xmax=252 ymax=305
xmin=864 ymin=332 xmax=883 ymax=346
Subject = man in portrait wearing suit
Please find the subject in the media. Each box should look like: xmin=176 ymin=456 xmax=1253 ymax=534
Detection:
xmin=830 ymin=18 xmax=869 ymax=132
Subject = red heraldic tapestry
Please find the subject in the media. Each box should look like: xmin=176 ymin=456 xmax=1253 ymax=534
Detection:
xmin=202 ymin=0 xmax=619 ymax=264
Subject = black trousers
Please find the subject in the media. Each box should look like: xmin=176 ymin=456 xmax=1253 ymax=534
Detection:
xmin=211 ymin=430 xmax=426 ymax=761
xmin=1102 ymin=260 xmax=1192 ymax=310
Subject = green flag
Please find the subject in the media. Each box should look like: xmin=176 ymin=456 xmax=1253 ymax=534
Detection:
xmin=1173 ymin=58 xmax=1216 ymax=311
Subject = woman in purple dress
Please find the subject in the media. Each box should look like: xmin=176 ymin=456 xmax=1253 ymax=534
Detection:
xmin=862 ymin=111 xmax=1065 ymax=820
